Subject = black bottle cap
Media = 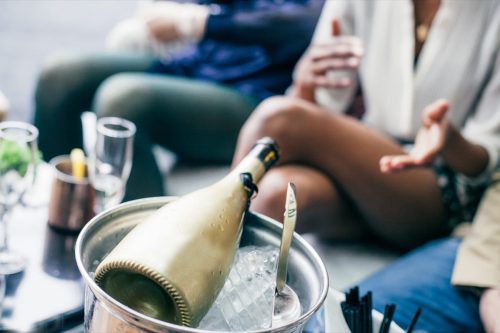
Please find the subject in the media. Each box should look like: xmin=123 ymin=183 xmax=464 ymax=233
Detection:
xmin=252 ymin=137 xmax=280 ymax=170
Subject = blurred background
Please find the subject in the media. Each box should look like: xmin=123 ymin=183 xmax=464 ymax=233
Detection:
xmin=0 ymin=0 xmax=135 ymax=122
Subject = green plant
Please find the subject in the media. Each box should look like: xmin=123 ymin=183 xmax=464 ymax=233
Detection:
xmin=0 ymin=140 xmax=42 ymax=177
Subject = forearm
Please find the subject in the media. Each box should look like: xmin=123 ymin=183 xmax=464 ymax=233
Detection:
xmin=443 ymin=125 xmax=489 ymax=177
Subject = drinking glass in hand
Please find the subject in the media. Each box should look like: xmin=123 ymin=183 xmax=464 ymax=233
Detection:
xmin=89 ymin=117 xmax=136 ymax=214
xmin=0 ymin=121 xmax=38 ymax=274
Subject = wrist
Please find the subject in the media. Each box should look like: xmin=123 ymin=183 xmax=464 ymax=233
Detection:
xmin=441 ymin=124 xmax=459 ymax=158
xmin=292 ymin=82 xmax=316 ymax=103
xmin=441 ymin=126 xmax=489 ymax=177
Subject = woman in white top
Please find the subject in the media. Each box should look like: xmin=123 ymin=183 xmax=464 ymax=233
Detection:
xmin=232 ymin=0 xmax=500 ymax=249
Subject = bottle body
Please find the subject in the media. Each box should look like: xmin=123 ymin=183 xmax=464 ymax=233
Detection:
xmin=94 ymin=138 xmax=279 ymax=326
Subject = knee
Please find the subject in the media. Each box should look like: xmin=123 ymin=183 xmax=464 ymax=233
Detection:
xmin=241 ymin=96 xmax=296 ymax=138
xmin=94 ymin=74 xmax=154 ymax=125
xmin=36 ymin=52 xmax=97 ymax=106
xmin=251 ymin=168 xmax=290 ymax=221
xmin=239 ymin=96 xmax=310 ymax=149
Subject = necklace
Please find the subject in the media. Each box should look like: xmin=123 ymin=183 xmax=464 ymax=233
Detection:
xmin=414 ymin=0 xmax=440 ymax=43
xmin=416 ymin=23 xmax=429 ymax=43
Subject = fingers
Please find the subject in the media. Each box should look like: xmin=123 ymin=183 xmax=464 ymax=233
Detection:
xmin=379 ymin=154 xmax=433 ymax=173
xmin=422 ymin=99 xmax=449 ymax=127
xmin=309 ymin=39 xmax=364 ymax=61
xmin=294 ymin=53 xmax=356 ymax=90
xmin=295 ymin=21 xmax=363 ymax=92
xmin=380 ymin=155 xmax=416 ymax=173
xmin=296 ymin=68 xmax=352 ymax=89
xmin=308 ymin=42 xmax=363 ymax=84
xmin=331 ymin=18 xmax=341 ymax=36
xmin=295 ymin=71 xmax=352 ymax=90
xmin=311 ymin=57 xmax=361 ymax=74
xmin=138 ymin=2 xmax=177 ymax=21
xmin=313 ymin=76 xmax=352 ymax=89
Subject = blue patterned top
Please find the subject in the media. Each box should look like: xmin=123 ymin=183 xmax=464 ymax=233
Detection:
xmin=150 ymin=0 xmax=323 ymax=101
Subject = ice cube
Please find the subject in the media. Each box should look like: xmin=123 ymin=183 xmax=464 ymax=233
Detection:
xmin=198 ymin=245 xmax=278 ymax=331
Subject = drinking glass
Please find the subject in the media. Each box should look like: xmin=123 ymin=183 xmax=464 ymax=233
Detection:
xmin=89 ymin=117 xmax=136 ymax=214
xmin=0 ymin=121 xmax=38 ymax=274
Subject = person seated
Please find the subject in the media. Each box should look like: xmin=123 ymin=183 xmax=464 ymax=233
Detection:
xmin=357 ymin=175 xmax=500 ymax=332
xmin=231 ymin=0 xmax=500 ymax=250
xmin=34 ymin=0 xmax=323 ymax=200
xmin=357 ymin=103 xmax=500 ymax=332
xmin=229 ymin=0 xmax=499 ymax=331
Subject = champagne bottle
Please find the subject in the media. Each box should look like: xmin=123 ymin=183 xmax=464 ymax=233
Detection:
xmin=94 ymin=137 xmax=279 ymax=327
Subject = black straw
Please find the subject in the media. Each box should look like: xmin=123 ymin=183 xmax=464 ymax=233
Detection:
xmin=361 ymin=292 xmax=372 ymax=333
xmin=405 ymin=307 xmax=422 ymax=333
xmin=378 ymin=303 xmax=396 ymax=333
xmin=341 ymin=288 xmax=413 ymax=333
xmin=342 ymin=287 xmax=374 ymax=333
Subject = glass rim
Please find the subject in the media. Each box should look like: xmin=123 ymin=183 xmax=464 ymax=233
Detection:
xmin=97 ymin=117 xmax=136 ymax=139
xmin=49 ymin=154 xmax=90 ymax=185
xmin=0 ymin=121 xmax=38 ymax=142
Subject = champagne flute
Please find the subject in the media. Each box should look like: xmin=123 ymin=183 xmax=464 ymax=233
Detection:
xmin=89 ymin=117 xmax=136 ymax=214
xmin=0 ymin=121 xmax=38 ymax=274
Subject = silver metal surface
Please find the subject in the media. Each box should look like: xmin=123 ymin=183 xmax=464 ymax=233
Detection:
xmin=273 ymin=183 xmax=300 ymax=327
xmin=272 ymin=285 xmax=301 ymax=328
xmin=276 ymin=182 xmax=297 ymax=292
xmin=76 ymin=197 xmax=328 ymax=333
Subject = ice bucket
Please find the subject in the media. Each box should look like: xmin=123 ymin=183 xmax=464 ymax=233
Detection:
xmin=76 ymin=197 xmax=329 ymax=333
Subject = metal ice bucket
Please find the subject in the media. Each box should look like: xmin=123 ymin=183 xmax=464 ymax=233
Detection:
xmin=76 ymin=197 xmax=329 ymax=333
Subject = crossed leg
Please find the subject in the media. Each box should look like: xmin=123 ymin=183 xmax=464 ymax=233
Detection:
xmin=233 ymin=96 xmax=447 ymax=249
xmin=252 ymin=164 xmax=367 ymax=241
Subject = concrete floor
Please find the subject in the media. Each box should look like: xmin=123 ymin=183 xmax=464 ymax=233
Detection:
xmin=0 ymin=0 xmax=399 ymax=292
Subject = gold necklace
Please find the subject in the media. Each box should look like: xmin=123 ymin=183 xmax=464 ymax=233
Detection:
xmin=416 ymin=23 xmax=429 ymax=43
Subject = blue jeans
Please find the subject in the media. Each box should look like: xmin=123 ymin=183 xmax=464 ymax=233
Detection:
xmin=303 ymin=238 xmax=483 ymax=333
xmin=357 ymin=238 xmax=483 ymax=333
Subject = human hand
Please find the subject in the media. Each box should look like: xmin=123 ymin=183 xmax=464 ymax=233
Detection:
xmin=480 ymin=288 xmax=500 ymax=333
xmin=292 ymin=19 xmax=363 ymax=102
xmin=139 ymin=1 xmax=209 ymax=43
xmin=106 ymin=18 xmax=159 ymax=54
xmin=380 ymin=99 xmax=450 ymax=173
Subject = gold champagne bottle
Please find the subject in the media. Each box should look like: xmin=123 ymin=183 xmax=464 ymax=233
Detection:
xmin=94 ymin=137 xmax=279 ymax=327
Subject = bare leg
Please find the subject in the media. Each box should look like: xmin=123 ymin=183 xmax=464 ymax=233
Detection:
xmin=252 ymin=164 xmax=367 ymax=241
xmin=233 ymin=96 xmax=447 ymax=249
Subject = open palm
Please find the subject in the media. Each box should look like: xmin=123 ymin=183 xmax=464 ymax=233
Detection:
xmin=380 ymin=99 xmax=449 ymax=173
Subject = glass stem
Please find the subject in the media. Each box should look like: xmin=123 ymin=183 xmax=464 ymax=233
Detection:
xmin=95 ymin=197 xmax=106 ymax=215
xmin=0 ymin=205 xmax=11 ymax=253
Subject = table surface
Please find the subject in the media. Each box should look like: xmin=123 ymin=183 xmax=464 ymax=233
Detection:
xmin=0 ymin=162 xmax=399 ymax=332
xmin=1 ymin=163 xmax=84 ymax=332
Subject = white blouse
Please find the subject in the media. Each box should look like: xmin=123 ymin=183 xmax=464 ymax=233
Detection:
xmin=312 ymin=0 xmax=500 ymax=180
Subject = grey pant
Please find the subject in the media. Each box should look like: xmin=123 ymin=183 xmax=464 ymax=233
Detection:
xmin=34 ymin=52 xmax=258 ymax=199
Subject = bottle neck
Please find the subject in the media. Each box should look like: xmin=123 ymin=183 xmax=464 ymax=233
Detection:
xmin=230 ymin=155 xmax=266 ymax=184
xmin=230 ymin=138 xmax=279 ymax=184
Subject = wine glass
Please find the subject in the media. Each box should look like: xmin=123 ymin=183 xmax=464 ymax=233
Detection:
xmin=0 ymin=121 xmax=39 ymax=274
xmin=89 ymin=117 xmax=136 ymax=214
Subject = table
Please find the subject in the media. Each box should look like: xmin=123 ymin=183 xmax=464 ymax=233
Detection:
xmin=1 ymin=163 xmax=84 ymax=332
